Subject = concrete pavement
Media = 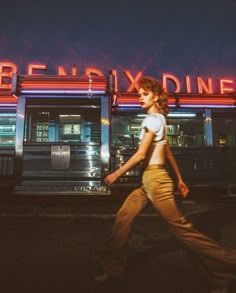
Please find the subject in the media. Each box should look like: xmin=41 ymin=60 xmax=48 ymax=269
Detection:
xmin=0 ymin=195 xmax=236 ymax=293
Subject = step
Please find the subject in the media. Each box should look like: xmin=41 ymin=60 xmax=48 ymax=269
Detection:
xmin=14 ymin=182 xmax=111 ymax=196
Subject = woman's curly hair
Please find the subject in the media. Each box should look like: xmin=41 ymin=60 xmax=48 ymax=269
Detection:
xmin=139 ymin=76 xmax=169 ymax=116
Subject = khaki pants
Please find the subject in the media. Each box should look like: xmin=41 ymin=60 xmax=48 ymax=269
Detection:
xmin=95 ymin=165 xmax=236 ymax=289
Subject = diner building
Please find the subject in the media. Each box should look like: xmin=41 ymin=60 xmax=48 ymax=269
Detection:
xmin=0 ymin=65 xmax=236 ymax=196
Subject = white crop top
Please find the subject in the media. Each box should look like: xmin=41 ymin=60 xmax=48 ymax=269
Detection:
xmin=139 ymin=113 xmax=167 ymax=145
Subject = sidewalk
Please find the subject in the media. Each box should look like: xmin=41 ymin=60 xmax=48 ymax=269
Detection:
xmin=0 ymin=209 xmax=236 ymax=293
xmin=0 ymin=192 xmax=236 ymax=219
xmin=0 ymin=192 xmax=236 ymax=293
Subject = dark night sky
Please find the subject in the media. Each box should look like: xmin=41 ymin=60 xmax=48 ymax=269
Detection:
xmin=1 ymin=0 xmax=236 ymax=89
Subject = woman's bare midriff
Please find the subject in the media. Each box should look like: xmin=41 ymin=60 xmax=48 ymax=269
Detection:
xmin=144 ymin=143 xmax=166 ymax=166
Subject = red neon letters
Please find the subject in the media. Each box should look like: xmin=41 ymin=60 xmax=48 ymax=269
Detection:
xmin=27 ymin=64 xmax=47 ymax=75
xmin=219 ymin=79 xmax=234 ymax=94
xmin=0 ymin=61 xmax=235 ymax=94
xmin=124 ymin=70 xmax=143 ymax=92
xmin=57 ymin=66 xmax=78 ymax=76
xmin=0 ymin=62 xmax=17 ymax=89
xmin=162 ymin=73 xmax=181 ymax=93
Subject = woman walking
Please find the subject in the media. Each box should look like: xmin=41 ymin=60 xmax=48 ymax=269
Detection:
xmin=95 ymin=76 xmax=236 ymax=293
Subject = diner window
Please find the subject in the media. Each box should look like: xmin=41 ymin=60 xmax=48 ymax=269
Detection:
xmin=212 ymin=112 xmax=236 ymax=146
xmin=59 ymin=115 xmax=81 ymax=142
xmin=166 ymin=113 xmax=204 ymax=147
xmin=25 ymin=107 xmax=101 ymax=144
xmin=0 ymin=112 xmax=16 ymax=146
xmin=111 ymin=115 xmax=142 ymax=148
xmin=32 ymin=112 xmax=50 ymax=142
xmin=111 ymin=112 xmax=204 ymax=148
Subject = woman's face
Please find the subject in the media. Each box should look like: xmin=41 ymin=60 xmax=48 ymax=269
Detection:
xmin=138 ymin=87 xmax=158 ymax=113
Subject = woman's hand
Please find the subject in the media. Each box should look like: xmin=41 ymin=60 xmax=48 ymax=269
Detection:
xmin=178 ymin=180 xmax=189 ymax=197
xmin=104 ymin=172 xmax=118 ymax=186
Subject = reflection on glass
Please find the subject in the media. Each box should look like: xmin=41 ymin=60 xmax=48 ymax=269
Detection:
xmin=167 ymin=115 xmax=204 ymax=147
xmin=59 ymin=115 xmax=81 ymax=142
xmin=212 ymin=114 xmax=236 ymax=146
xmin=33 ymin=112 xmax=49 ymax=142
xmin=112 ymin=116 xmax=142 ymax=148
xmin=0 ymin=113 xmax=16 ymax=146
xmin=26 ymin=107 xmax=101 ymax=144
xmin=218 ymin=133 xmax=227 ymax=146
xmin=112 ymin=113 xmax=204 ymax=148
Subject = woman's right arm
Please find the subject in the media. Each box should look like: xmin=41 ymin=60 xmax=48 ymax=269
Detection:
xmin=104 ymin=129 xmax=155 ymax=186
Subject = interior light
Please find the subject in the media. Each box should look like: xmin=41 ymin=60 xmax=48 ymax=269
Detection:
xmin=0 ymin=113 xmax=16 ymax=117
xmin=137 ymin=114 xmax=147 ymax=117
xmin=180 ymin=105 xmax=235 ymax=109
xmin=20 ymin=90 xmax=106 ymax=94
xmin=167 ymin=113 xmax=197 ymax=117
xmin=59 ymin=115 xmax=81 ymax=117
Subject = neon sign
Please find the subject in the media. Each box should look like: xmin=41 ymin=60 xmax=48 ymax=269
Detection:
xmin=0 ymin=62 xmax=17 ymax=89
xmin=0 ymin=61 xmax=235 ymax=95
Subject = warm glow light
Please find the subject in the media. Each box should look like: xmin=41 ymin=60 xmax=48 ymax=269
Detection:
xmin=57 ymin=66 xmax=80 ymax=76
xmin=0 ymin=62 xmax=17 ymax=89
xmin=27 ymin=64 xmax=47 ymax=75
xmin=181 ymin=105 xmax=235 ymax=108
xmin=180 ymin=97 xmax=235 ymax=105
xmin=85 ymin=68 xmax=104 ymax=76
xmin=196 ymin=77 xmax=214 ymax=94
xmin=115 ymin=95 xmax=177 ymax=107
xmin=162 ymin=73 xmax=181 ymax=93
xmin=71 ymin=67 xmax=77 ymax=76
xmin=219 ymin=79 xmax=234 ymax=94
xmin=124 ymin=70 xmax=143 ymax=92
xmin=58 ymin=67 xmax=105 ymax=77
xmin=101 ymin=118 xmax=109 ymax=125
xmin=0 ymin=61 xmax=236 ymax=98
xmin=185 ymin=75 xmax=192 ymax=93
xmin=57 ymin=66 xmax=67 ymax=76
xmin=0 ymin=95 xmax=18 ymax=104
xmin=111 ymin=69 xmax=118 ymax=93
xmin=115 ymin=94 xmax=236 ymax=108
xmin=20 ymin=77 xmax=107 ymax=91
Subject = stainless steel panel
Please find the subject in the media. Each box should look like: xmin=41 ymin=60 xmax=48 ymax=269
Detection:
xmin=100 ymin=96 xmax=111 ymax=178
xmin=16 ymin=95 xmax=111 ymax=194
xmin=15 ymin=95 xmax=26 ymax=181
xmin=51 ymin=145 xmax=70 ymax=170
xmin=204 ymin=109 xmax=213 ymax=146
